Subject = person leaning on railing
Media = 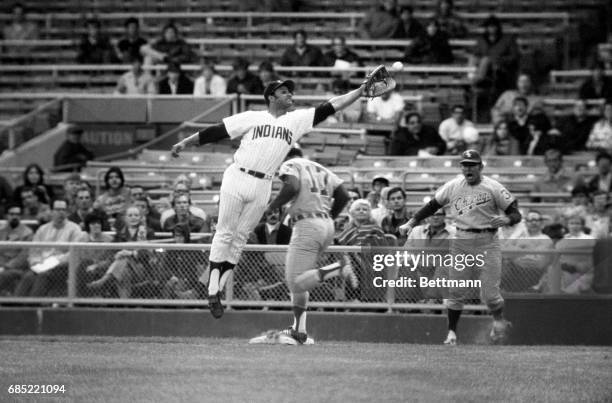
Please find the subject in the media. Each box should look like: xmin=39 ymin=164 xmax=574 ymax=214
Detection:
xmin=77 ymin=210 xmax=113 ymax=297
xmin=0 ymin=204 xmax=34 ymax=296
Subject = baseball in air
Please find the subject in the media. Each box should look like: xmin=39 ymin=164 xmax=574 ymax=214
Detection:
xmin=392 ymin=61 xmax=404 ymax=71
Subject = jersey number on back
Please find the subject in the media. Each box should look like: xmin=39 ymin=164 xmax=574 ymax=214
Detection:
xmin=304 ymin=166 xmax=329 ymax=195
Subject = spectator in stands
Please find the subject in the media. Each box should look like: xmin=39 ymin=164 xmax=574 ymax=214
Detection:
xmin=134 ymin=197 xmax=162 ymax=232
xmin=141 ymin=23 xmax=193 ymax=65
xmin=157 ymin=62 xmax=194 ymax=95
xmin=553 ymin=214 xmax=596 ymax=294
xmin=433 ymin=0 xmax=467 ymax=38
xmin=62 ymin=173 xmax=82 ymax=214
xmin=69 ymin=187 xmax=107 ymax=230
xmin=77 ymin=210 xmax=114 ymax=297
xmin=365 ymin=89 xmax=405 ymax=123
xmin=323 ymin=36 xmax=360 ymax=67
xmin=585 ymin=191 xmax=611 ymax=239
xmin=0 ymin=174 xmax=13 ymax=217
xmin=76 ymin=19 xmax=116 ymax=64
xmin=160 ymin=182 xmax=209 ymax=232
xmin=586 ymin=100 xmax=612 ymax=152
xmin=87 ymin=205 xmax=155 ymax=298
xmin=0 ymin=204 xmax=34 ymax=296
xmin=2 ymin=3 xmax=38 ymax=61
xmin=249 ymin=208 xmax=292 ymax=245
xmin=501 ymin=210 xmax=554 ymax=292
xmin=388 ymin=112 xmax=447 ymax=155
xmin=19 ymin=187 xmax=51 ymax=224
xmin=554 ymin=99 xmax=595 ymax=153
xmin=280 ymin=29 xmax=323 ymax=67
xmin=114 ymin=55 xmax=156 ymax=95
xmin=360 ymin=0 xmax=400 ymax=39
xmin=381 ymin=187 xmax=412 ymax=244
xmin=393 ymin=6 xmax=425 ymax=39
xmin=557 ymin=185 xmax=590 ymax=229
xmin=161 ymin=193 xmax=206 ymax=233
xmin=404 ymin=19 xmax=454 ymax=65
xmin=471 ymin=15 xmax=519 ymax=120
xmin=94 ymin=166 xmax=131 ymax=230
xmin=491 ymin=73 xmax=543 ymax=124
xmin=371 ymin=187 xmax=391 ymax=226
xmin=438 ymin=104 xmax=478 ymax=155
xmin=482 ymin=121 xmax=520 ymax=156
xmin=193 ymin=62 xmax=227 ymax=96
xmin=532 ymin=149 xmax=574 ymax=202
xmin=336 ymin=199 xmax=385 ymax=300
xmin=579 ymin=61 xmax=612 ymax=100
xmin=53 ymin=126 xmax=94 ymax=172
xmin=257 ymin=61 xmax=281 ymax=86
xmin=115 ymin=17 xmax=147 ymax=63
xmin=129 ymin=185 xmax=146 ymax=201
xmin=406 ymin=208 xmax=455 ymax=302
xmin=160 ymin=223 xmax=208 ymax=300
xmin=367 ymin=177 xmax=389 ymax=209
xmin=226 ymin=57 xmax=264 ymax=95
xmin=585 ymin=151 xmax=612 ymax=196
xmin=14 ymin=199 xmax=82 ymax=297
xmin=13 ymin=163 xmax=54 ymax=205
xmin=506 ymin=96 xmax=552 ymax=155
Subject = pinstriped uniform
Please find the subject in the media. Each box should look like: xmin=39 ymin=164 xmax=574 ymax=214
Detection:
xmin=279 ymin=158 xmax=343 ymax=292
xmin=210 ymin=108 xmax=316 ymax=264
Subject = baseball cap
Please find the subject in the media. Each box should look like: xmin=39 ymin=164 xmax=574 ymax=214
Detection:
xmin=459 ymin=149 xmax=482 ymax=165
xmin=263 ymin=80 xmax=295 ymax=103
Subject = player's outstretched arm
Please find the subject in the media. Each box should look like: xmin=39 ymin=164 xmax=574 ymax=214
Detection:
xmin=328 ymin=84 xmax=366 ymax=112
xmin=171 ymin=123 xmax=230 ymax=157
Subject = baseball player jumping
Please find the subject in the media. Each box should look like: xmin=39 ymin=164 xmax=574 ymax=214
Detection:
xmin=171 ymin=72 xmax=388 ymax=318
xmin=399 ymin=150 xmax=521 ymax=345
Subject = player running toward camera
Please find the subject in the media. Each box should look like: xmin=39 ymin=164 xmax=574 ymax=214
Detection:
xmin=252 ymin=148 xmax=357 ymax=345
xmin=171 ymin=67 xmax=394 ymax=319
xmin=399 ymin=150 xmax=521 ymax=345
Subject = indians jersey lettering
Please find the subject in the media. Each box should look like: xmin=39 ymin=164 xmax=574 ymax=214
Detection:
xmin=279 ymin=158 xmax=343 ymax=217
xmin=434 ymin=175 xmax=515 ymax=229
xmin=223 ymin=108 xmax=315 ymax=176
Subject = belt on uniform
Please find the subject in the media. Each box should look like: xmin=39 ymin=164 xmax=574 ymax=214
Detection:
xmin=292 ymin=212 xmax=330 ymax=223
xmin=238 ymin=166 xmax=272 ymax=180
xmin=457 ymin=227 xmax=497 ymax=233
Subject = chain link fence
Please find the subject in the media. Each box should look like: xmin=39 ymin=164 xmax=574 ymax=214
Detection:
xmin=0 ymin=240 xmax=605 ymax=308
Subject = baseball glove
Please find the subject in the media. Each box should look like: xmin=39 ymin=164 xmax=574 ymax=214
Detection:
xmin=362 ymin=65 xmax=396 ymax=98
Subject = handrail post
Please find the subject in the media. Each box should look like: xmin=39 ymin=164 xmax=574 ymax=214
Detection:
xmin=67 ymin=245 xmax=78 ymax=307
xmin=548 ymin=252 xmax=561 ymax=294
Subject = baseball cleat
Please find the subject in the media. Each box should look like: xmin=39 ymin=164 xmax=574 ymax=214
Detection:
xmin=248 ymin=329 xmax=315 ymax=345
xmin=281 ymin=327 xmax=308 ymax=344
xmin=208 ymin=293 xmax=224 ymax=319
xmin=490 ymin=319 xmax=512 ymax=343
xmin=341 ymin=259 xmax=359 ymax=289
xmin=443 ymin=330 xmax=457 ymax=345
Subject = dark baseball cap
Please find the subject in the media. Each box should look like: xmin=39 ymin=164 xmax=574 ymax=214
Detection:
xmin=263 ymin=80 xmax=295 ymax=103
xmin=460 ymin=149 xmax=482 ymax=165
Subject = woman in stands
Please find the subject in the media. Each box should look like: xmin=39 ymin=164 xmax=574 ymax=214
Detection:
xmin=483 ymin=120 xmax=520 ymax=156
xmin=93 ymin=166 xmax=132 ymax=230
xmin=78 ymin=210 xmax=114 ymax=297
xmin=87 ymin=205 xmax=155 ymax=298
xmin=586 ymin=100 xmax=612 ymax=152
xmin=13 ymin=163 xmax=54 ymax=206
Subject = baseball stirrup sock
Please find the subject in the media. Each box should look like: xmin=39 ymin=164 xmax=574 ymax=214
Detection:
xmin=448 ymin=308 xmax=462 ymax=332
xmin=317 ymin=262 xmax=342 ymax=281
xmin=207 ymin=261 xmax=224 ymax=295
xmin=218 ymin=262 xmax=235 ymax=290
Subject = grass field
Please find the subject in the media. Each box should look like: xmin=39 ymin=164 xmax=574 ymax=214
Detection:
xmin=1 ymin=336 xmax=610 ymax=403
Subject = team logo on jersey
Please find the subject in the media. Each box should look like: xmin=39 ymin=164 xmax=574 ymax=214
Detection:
xmin=252 ymin=125 xmax=293 ymax=145
xmin=453 ymin=192 xmax=492 ymax=215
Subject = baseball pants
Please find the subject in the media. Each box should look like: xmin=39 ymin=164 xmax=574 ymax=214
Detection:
xmin=210 ymin=164 xmax=272 ymax=264
xmin=285 ymin=217 xmax=335 ymax=293
xmin=445 ymin=230 xmax=504 ymax=311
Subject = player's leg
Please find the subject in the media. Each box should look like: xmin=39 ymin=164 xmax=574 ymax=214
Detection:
xmin=444 ymin=237 xmax=475 ymax=345
xmin=218 ymin=181 xmax=272 ymax=292
xmin=479 ymin=237 xmax=510 ymax=342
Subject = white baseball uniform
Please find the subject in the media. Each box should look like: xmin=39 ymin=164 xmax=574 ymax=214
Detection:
xmin=211 ymin=108 xmax=316 ymax=265
xmin=278 ymin=157 xmax=343 ymax=292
